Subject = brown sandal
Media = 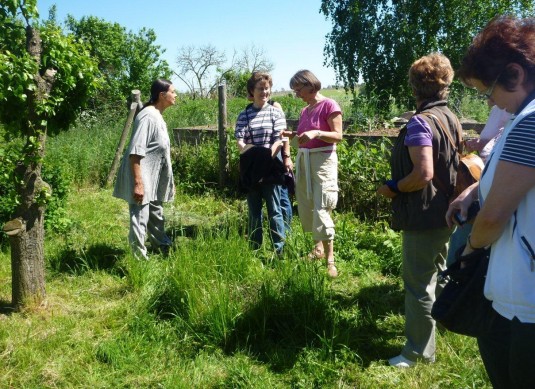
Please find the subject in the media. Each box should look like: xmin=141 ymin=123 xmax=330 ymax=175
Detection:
xmin=307 ymin=249 xmax=325 ymax=260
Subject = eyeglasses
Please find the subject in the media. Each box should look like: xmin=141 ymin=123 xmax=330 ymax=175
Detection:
xmin=479 ymin=75 xmax=500 ymax=100
xmin=292 ymin=85 xmax=305 ymax=93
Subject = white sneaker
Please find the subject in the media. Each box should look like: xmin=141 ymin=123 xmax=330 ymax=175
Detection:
xmin=388 ymin=354 xmax=416 ymax=368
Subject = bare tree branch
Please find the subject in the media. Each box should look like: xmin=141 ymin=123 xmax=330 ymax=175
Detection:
xmin=176 ymin=44 xmax=226 ymax=98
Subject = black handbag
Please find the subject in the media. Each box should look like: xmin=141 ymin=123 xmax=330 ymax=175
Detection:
xmin=432 ymin=246 xmax=499 ymax=337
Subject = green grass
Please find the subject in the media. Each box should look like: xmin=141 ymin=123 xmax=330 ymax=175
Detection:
xmin=0 ymin=90 xmax=494 ymax=387
xmin=0 ymin=188 xmax=491 ymax=388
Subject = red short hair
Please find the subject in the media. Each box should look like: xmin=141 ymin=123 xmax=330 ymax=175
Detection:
xmin=458 ymin=16 xmax=535 ymax=90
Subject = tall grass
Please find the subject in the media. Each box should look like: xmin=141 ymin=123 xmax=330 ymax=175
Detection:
xmin=0 ymin=89 xmax=495 ymax=387
xmin=45 ymin=110 xmax=124 ymax=187
xmin=0 ymin=188 xmax=490 ymax=388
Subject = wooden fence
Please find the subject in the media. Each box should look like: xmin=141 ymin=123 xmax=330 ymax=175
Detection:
xmin=173 ymin=119 xmax=484 ymax=147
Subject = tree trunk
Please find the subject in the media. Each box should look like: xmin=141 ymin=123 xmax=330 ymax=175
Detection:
xmin=7 ymin=26 xmax=54 ymax=310
xmin=10 ymin=151 xmax=48 ymax=309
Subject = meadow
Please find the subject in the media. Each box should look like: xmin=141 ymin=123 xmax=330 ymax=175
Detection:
xmin=0 ymin=90 xmax=491 ymax=388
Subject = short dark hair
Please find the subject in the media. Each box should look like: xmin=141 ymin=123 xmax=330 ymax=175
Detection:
xmin=458 ymin=15 xmax=535 ymax=91
xmin=246 ymin=72 xmax=273 ymax=97
xmin=289 ymin=70 xmax=321 ymax=93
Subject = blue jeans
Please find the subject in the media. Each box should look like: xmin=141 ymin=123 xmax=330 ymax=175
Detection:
xmin=279 ymin=185 xmax=293 ymax=232
xmin=247 ymin=183 xmax=285 ymax=253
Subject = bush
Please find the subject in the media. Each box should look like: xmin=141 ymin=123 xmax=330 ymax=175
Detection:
xmin=0 ymin=134 xmax=73 ymax=243
xmin=0 ymin=136 xmax=21 ymax=232
xmin=337 ymin=138 xmax=392 ymax=220
xmin=165 ymin=94 xmax=307 ymax=131
xmin=336 ymin=215 xmax=402 ymax=276
xmin=41 ymin=163 xmax=73 ymax=233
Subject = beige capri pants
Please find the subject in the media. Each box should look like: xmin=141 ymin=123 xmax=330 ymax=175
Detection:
xmin=295 ymin=146 xmax=338 ymax=241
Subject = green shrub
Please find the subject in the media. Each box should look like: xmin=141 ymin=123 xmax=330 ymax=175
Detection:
xmin=454 ymin=92 xmax=490 ymax=123
xmin=0 ymin=137 xmax=21 ymax=230
xmin=41 ymin=163 xmax=73 ymax=233
xmin=171 ymin=135 xmax=240 ymax=195
xmin=165 ymin=94 xmax=307 ymax=130
xmin=336 ymin=215 xmax=402 ymax=276
xmin=0 ymin=133 xmax=73 ymax=242
xmin=337 ymin=138 xmax=392 ymax=220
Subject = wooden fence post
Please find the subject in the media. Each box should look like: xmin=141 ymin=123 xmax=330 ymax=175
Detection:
xmin=218 ymin=82 xmax=228 ymax=188
xmin=105 ymin=90 xmax=142 ymax=188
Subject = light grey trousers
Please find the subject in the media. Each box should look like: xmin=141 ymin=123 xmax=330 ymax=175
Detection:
xmin=401 ymin=227 xmax=451 ymax=362
xmin=128 ymin=201 xmax=172 ymax=259
xmin=295 ymin=149 xmax=338 ymax=241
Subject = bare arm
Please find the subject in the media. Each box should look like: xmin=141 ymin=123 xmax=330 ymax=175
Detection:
xmin=399 ymin=146 xmax=434 ymax=191
xmin=129 ymin=154 xmax=144 ymax=204
xmin=377 ymin=145 xmax=434 ymax=198
xmin=236 ymin=139 xmax=247 ymax=152
xmin=282 ymin=139 xmax=293 ymax=171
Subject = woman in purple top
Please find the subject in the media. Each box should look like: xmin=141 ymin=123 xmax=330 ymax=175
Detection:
xmin=377 ymin=53 xmax=461 ymax=368
xmin=289 ymin=70 xmax=343 ymax=278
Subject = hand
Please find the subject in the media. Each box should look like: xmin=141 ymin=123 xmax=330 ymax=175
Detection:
xmin=281 ymin=130 xmax=295 ymax=139
xmin=284 ymin=158 xmax=293 ymax=172
xmin=376 ymin=184 xmax=397 ymax=198
xmin=133 ymin=182 xmax=144 ymax=204
xmin=464 ymin=138 xmax=484 ymax=152
xmin=297 ymin=130 xmax=319 ymax=145
xmin=445 ymin=187 xmax=475 ymax=228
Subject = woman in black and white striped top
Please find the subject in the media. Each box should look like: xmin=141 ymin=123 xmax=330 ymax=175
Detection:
xmin=447 ymin=15 xmax=535 ymax=388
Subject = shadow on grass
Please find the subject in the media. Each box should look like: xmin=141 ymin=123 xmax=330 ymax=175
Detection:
xmin=166 ymin=219 xmax=246 ymax=240
xmin=50 ymin=243 xmax=125 ymax=276
xmin=224 ymin=286 xmax=330 ymax=371
xmin=332 ymin=282 xmax=404 ymax=366
xmin=223 ymin=278 xmax=404 ymax=372
xmin=0 ymin=299 xmax=14 ymax=315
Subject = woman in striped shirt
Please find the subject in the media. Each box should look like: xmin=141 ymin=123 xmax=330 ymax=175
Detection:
xmin=447 ymin=15 xmax=535 ymax=388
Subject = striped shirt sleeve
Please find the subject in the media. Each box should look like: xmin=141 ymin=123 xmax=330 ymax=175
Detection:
xmin=500 ymin=113 xmax=535 ymax=168
xmin=234 ymin=110 xmax=248 ymax=140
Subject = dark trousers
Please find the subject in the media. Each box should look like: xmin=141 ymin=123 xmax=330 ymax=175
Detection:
xmin=477 ymin=311 xmax=535 ymax=388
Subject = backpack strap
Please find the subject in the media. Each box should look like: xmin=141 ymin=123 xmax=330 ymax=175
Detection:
xmin=420 ymin=112 xmax=464 ymax=154
xmin=418 ymin=111 xmax=462 ymax=198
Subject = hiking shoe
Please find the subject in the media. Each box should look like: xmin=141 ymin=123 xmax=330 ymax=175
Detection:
xmin=388 ymin=355 xmax=416 ymax=368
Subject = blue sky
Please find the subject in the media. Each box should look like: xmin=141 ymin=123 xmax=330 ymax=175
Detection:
xmin=36 ymin=0 xmax=339 ymax=92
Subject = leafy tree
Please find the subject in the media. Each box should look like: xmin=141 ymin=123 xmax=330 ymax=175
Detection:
xmin=0 ymin=0 xmax=100 ymax=309
xmin=221 ymin=68 xmax=251 ymax=98
xmin=65 ymin=15 xmax=172 ymax=108
xmin=320 ymin=0 xmax=534 ymax=110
